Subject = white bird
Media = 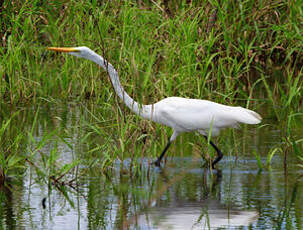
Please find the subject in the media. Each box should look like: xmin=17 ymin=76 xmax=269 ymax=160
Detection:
xmin=48 ymin=46 xmax=262 ymax=169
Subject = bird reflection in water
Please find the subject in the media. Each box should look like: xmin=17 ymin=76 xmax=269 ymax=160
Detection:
xmin=137 ymin=168 xmax=258 ymax=230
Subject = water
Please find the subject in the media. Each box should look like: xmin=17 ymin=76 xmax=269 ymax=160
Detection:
xmin=0 ymin=103 xmax=302 ymax=229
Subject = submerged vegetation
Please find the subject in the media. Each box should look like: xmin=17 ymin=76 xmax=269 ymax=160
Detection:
xmin=0 ymin=0 xmax=303 ymax=228
xmin=1 ymin=0 xmax=302 ymax=171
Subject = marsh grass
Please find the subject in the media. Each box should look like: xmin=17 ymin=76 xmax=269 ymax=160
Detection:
xmin=1 ymin=0 xmax=302 ymax=105
xmin=0 ymin=104 xmax=84 ymax=206
xmin=0 ymin=112 xmax=26 ymax=184
xmin=1 ymin=0 xmax=303 ymax=172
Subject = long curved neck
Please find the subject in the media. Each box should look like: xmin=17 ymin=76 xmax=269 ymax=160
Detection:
xmin=87 ymin=51 xmax=153 ymax=120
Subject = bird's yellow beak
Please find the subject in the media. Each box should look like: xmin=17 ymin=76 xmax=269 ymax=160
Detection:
xmin=47 ymin=47 xmax=79 ymax=52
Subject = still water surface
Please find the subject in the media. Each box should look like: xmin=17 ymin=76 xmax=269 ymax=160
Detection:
xmin=0 ymin=103 xmax=302 ymax=229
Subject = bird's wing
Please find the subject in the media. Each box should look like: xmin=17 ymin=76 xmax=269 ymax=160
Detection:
xmin=155 ymin=97 xmax=260 ymax=135
xmin=155 ymin=98 xmax=226 ymax=130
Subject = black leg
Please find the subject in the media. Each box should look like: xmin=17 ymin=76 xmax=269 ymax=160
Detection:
xmin=203 ymin=136 xmax=223 ymax=169
xmin=153 ymin=141 xmax=171 ymax=167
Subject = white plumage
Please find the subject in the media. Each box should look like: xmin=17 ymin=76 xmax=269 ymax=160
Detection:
xmin=153 ymin=97 xmax=261 ymax=137
xmin=48 ymin=46 xmax=262 ymax=168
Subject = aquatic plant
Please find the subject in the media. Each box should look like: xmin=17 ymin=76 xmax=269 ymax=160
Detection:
xmin=0 ymin=112 xmax=26 ymax=185
xmin=1 ymin=1 xmax=303 ymax=228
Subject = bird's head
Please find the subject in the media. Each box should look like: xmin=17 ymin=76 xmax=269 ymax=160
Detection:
xmin=47 ymin=46 xmax=93 ymax=59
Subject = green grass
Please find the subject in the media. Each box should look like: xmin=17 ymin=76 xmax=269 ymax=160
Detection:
xmin=0 ymin=111 xmax=26 ymax=184
xmin=1 ymin=3 xmax=303 ymax=227
xmin=1 ymin=0 xmax=302 ymax=109
xmin=1 ymin=0 xmax=303 ymax=173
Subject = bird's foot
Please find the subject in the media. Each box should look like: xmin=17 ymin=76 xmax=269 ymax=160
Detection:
xmin=202 ymin=161 xmax=218 ymax=170
xmin=202 ymin=161 xmax=211 ymax=168
xmin=152 ymin=160 xmax=161 ymax=167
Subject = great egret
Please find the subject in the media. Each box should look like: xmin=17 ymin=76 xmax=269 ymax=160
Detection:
xmin=48 ymin=46 xmax=262 ymax=169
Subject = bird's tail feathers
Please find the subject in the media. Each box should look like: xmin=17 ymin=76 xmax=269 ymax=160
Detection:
xmin=235 ymin=107 xmax=262 ymax=124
